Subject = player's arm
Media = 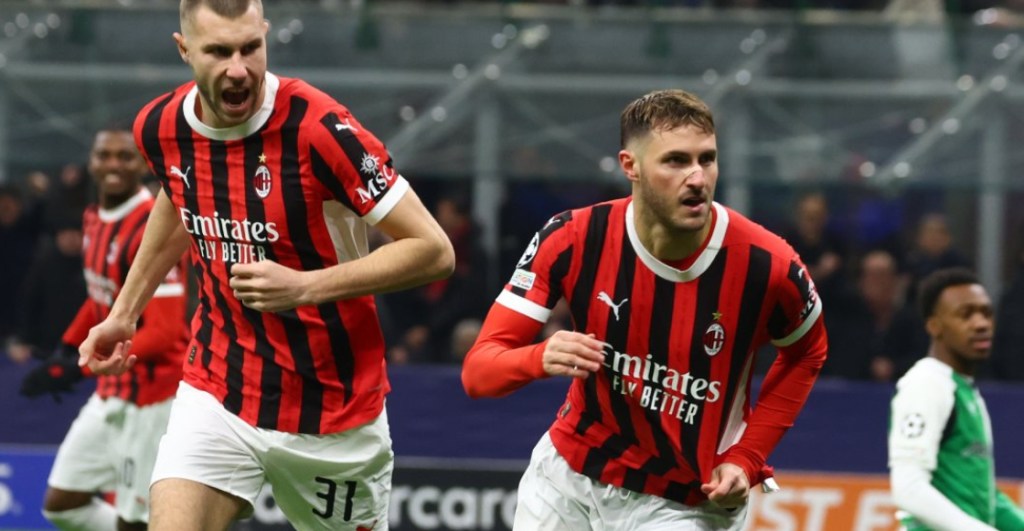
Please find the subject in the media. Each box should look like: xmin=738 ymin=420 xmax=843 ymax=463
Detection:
xmin=78 ymin=189 xmax=190 ymax=373
xmin=228 ymin=188 xmax=454 ymax=312
xmin=888 ymin=373 xmax=996 ymax=531
xmin=994 ymin=489 xmax=1024 ymax=529
xmin=715 ymin=259 xmax=828 ymax=489
xmin=889 ymin=466 xmax=996 ymax=531
xmin=306 ymin=187 xmax=454 ymax=298
xmin=461 ymin=303 xmax=604 ymax=398
xmin=714 ymin=318 xmax=827 ymax=490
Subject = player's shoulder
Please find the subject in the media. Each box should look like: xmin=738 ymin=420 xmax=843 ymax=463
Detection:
xmin=134 ymin=81 xmax=193 ymax=135
xmin=897 ymin=357 xmax=956 ymax=394
xmin=720 ymin=204 xmax=797 ymax=259
xmin=276 ymin=75 xmax=352 ymax=118
xmin=551 ymin=197 xmax=628 ymax=241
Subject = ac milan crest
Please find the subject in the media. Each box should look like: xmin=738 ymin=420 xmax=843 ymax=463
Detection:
xmin=703 ymin=315 xmax=725 ymax=357
xmin=254 ymin=164 xmax=272 ymax=199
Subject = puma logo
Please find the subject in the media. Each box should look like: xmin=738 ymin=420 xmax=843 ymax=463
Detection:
xmin=597 ymin=291 xmax=628 ymax=321
xmin=335 ymin=119 xmax=359 ymax=133
xmin=170 ymin=165 xmax=191 ymax=189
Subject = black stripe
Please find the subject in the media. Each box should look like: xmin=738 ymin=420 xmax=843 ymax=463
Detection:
xmin=718 ymin=247 xmax=771 ymax=442
xmin=603 ymin=233 xmax=637 ymax=447
xmin=622 ymin=469 xmax=648 ymax=494
xmin=309 ymin=147 xmax=357 ymax=213
xmin=318 ymin=112 xmax=396 ymax=205
xmin=664 ymin=481 xmax=694 ymax=504
xmin=679 ymin=248 xmax=728 ymax=481
xmin=241 ymin=133 xmax=281 ymax=428
xmin=545 ymin=248 xmax=573 ymax=309
xmin=571 ymin=205 xmax=611 ymax=436
xmin=767 ymin=304 xmax=788 ymax=340
xmin=279 ymin=97 xmax=328 ymax=432
xmin=118 ymin=213 xmax=150 ymax=285
xmin=173 ymin=106 xmax=214 ymax=371
xmin=140 ymin=93 xmax=174 ymax=187
xmin=209 ymin=140 xmax=246 ymax=416
xmin=128 ymin=369 xmax=139 ymax=403
xmin=645 ymin=274 xmax=683 ymax=475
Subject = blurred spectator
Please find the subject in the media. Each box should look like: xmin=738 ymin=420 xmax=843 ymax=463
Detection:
xmin=825 ymin=249 xmax=928 ymax=381
xmin=384 ymin=193 xmax=491 ymax=363
xmin=0 ymin=185 xmax=42 ymax=348
xmin=782 ymin=191 xmax=848 ymax=304
xmin=903 ymin=213 xmax=971 ymax=304
xmin=449 ymin=318 xmax=483 ymax=362
xmin=41 ymin=163 xmax=92 ymax=232
xmin=7 ymin=215 xmax=87 ymax=363
xmin=991 ymin=245 xmax=1024 ymax=381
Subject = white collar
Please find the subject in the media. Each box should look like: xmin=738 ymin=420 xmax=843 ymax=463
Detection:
xmin=99 ymin=187 xmax=152 ymax=223
xmin=625 ymin=200 xmax=729 ymax=283
xmin=184 ymin=72 xmax=279 ymax=141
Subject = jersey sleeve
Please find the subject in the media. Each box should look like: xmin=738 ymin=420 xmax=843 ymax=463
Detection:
xmin=307 ymin=108 xmax=409 ymax=225
xmin=995 ymin=490 xmax=1024 ymax=529
xmin=888 ymin=367 xmax=955 ymax=471
xmin=718 ymin=252 xmax=828 ymax=483
xmin=767 ymin=257 xmax=824 ymax=348
xmin=61 ymin=299 xmax=101 ymax=347
xmin=492 ymin=211 xmax=574 ymax=323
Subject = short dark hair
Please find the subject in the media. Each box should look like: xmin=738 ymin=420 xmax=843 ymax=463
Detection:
xmin=620 ymin=89 xmax=715 ymax=149
xmin=181 ymin=0 xmax=261 ymax=27
xmin=917 ymin=267 xmax=980 ymax=319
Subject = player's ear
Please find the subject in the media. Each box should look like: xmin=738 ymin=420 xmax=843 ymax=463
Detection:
xmin=925 ymin=316 xmax=941 ymax=339
xmin=619 ymin=149 xmax=639 ymax=183
xmin=173 ymin=32 xmax=188 ymax=64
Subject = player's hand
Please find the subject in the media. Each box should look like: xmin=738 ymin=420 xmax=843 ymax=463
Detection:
xmin=541 ymin=331 xmax=605 ymax=379
xmin=20 ymin=355 xmax=85 ymax=402
xmin=78 ymin=318 xmax=137 ymax=376
xmin=700 ymin=463 xmax=750 ymax=509
xmin=229 ymin=260 xmax=312 ymax=313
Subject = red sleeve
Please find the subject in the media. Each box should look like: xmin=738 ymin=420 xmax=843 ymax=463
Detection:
xmin=308 ymin=106 xmax=405 ymax=223
xmin=61 ymin=298 xmax=100 ymax=347
xmin=130 ymin=294 xmax=187 ymax=362
xmin=461 ymin=303 xmax=550 ymax=398
xmin=720 ymin=312 xmax=828 ymax=484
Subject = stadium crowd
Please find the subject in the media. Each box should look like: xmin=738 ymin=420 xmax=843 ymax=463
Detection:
xmin=3 ymin=165 xmax=1023 ymax=383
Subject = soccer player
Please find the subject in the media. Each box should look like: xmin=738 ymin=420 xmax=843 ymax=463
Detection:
xmin=461 ymin=89 xmax=828 ymax=530
xmin=888 ymin=268 xmax=1024 ymax=530
xmin=77 ymin=1 xmax=455 ymax=530
xmin=19 ymin=127 xmax=188 ymax=530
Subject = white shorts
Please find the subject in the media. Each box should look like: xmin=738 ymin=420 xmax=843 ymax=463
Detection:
xmin=152 ymin=382 xmax=393 ymax=531
xmin=514 ymin=433 xmax=748 ymax=531
xmin=48 ymin=393 xmax=174 ymax=523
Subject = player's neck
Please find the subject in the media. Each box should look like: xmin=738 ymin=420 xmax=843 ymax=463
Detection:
xmin=99 ymin=187 xmax=141 ymax=211
xmin=634 ymin=210 xmax=713 ymax=263
xmin=929 ymin=347 xmax=976 ymax=377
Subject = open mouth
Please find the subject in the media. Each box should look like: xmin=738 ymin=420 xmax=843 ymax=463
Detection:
xmin=681 ymin=196 xmax=705 ymax=208
xmin=222 ymin=87 xmax=251 ymax=109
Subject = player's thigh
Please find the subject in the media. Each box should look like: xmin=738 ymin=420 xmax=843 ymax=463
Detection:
xmin=150 ymin=383 xmax=264 ymax=521
xmin=609 ymin=495 xmax=748 ymax=531
xmin=111 ymin=398 xmax=174 ymax=523
xmin=149 ymin=478 xmax=247 ymax=531
xmin=513 ymin=433 xmax=592 ymax=531
xmin=265 ymin=410 xmax=394 ymax=531
xmin=48 ymin=395 xmax=118 ymax=494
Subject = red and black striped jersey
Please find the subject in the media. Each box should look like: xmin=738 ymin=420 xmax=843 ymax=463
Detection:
xmin=62 ymin=189 xmax=188 ymax=406
xmin=494 ymin=198 xmax=827 ymax=504
xmin=133 ymin=73 xmax=405 ymax=434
